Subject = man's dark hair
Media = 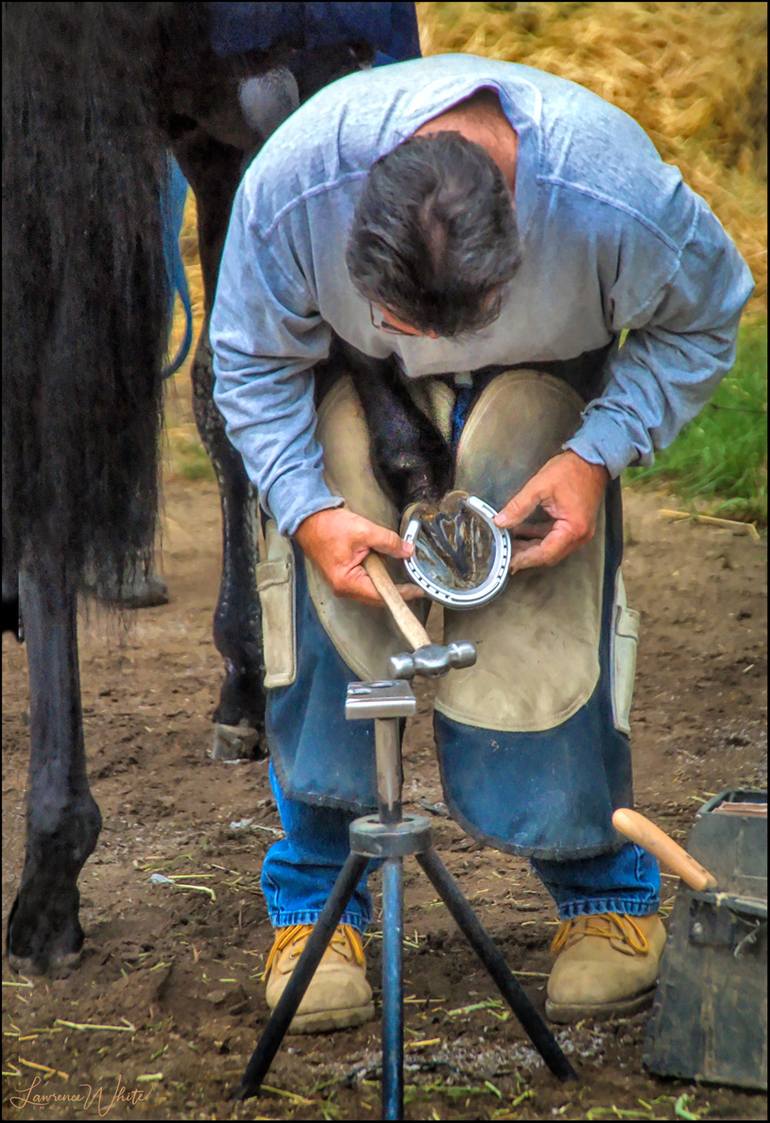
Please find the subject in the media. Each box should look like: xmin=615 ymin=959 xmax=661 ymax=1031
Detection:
xmin=346 ymin=131 xmax=520 ymax=337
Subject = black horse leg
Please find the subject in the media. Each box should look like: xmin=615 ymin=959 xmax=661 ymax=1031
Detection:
xmin=190 ymin=333 xmax=266 ymax=759
xmin=6 ymin=556 xmax=102 ymax=975
xmin=340 ymin=345 xmax=498 ymax=587
xmin=337 ymin=340 xmax=454 ymax=512
xmin=173 ymin=131 xmax=266 ymax=759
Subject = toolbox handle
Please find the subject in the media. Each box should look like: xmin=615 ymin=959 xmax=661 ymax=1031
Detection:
xmin=612 ymin=808 xmax=719 ymax=892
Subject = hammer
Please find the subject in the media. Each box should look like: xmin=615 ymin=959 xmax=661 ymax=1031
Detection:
xmin=612 ymin=808 xmax=718 ymax=892
xmin=363 ymin=553 xmax=476 ymax=678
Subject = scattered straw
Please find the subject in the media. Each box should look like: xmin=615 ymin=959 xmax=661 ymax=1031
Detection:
xmin=163 ymin=872 xmax=217 ymax=880
xmin=54 ymin=1018 xmax=136 ymax=1033
xmin=261 ymin=1084 xmax=316 ymax=1106
xmin=448 ymin=1001 xmax=509 ymax=1019
xmin=659 ymin=508 xmax=762 ymax=540
xmin=18 ymin=1057 xmax=70 ymax=1081
xmin=416 ymin=2 xmax=766 ymax=313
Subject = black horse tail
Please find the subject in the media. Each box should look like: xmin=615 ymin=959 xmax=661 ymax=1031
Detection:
xmin=2 ymin=2 xmax=179 ymax=591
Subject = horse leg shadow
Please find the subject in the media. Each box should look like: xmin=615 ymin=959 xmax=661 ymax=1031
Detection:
xmin=6 ymin=559 xmax=102 ymax=976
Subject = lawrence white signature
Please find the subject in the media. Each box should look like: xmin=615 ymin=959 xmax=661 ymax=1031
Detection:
xmin=9 ymin=1073 xmax=149 ymax=1116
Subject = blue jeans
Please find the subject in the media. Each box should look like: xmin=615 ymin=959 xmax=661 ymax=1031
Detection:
xmin=261 ymin=762 xmax=660 ymax=930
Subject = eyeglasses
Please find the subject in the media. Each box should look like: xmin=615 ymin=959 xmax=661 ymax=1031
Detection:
xmin=369 ymin=302 xmax=417 ymax=337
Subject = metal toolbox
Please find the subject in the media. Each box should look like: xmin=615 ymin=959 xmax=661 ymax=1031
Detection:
xmin=643 ymin=789 xmax=767 ymax=1090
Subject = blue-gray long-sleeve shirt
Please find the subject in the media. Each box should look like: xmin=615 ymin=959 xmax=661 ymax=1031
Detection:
xmin=210 ymin=54 xmax=754 ymax=536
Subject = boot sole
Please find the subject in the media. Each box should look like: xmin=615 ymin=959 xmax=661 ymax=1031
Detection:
xmin=284 ymin=1001 xmax=375 ymax=1035
xmin=545 ymin=984 xmax=657 ymax=1024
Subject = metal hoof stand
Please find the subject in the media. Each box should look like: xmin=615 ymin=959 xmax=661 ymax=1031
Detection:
xmin=236 ymin=646 xmax=577 ymax=1119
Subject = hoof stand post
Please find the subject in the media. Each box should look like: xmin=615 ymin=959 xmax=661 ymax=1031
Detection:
xmin=236 ymin=634 xmax=577 ymax=1119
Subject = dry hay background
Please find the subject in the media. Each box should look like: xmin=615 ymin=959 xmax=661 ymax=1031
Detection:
xmin=179 ymin=2 xmax=767 ymax=315
xmin=168 ymin=1 xmax=767 ymax=470
xmin=416 ymin=1 xmax=767 ymax=315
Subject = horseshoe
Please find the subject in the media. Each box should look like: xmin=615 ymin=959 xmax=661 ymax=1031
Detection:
xmin=402 ymin=493 xmax=511 ymax=610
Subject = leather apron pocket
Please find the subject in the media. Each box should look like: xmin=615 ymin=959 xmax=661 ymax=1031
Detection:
xmin=256 ymin=520 xmax=297 ymax=688
xmin=611 ymin=570 xmax=640 ymax=735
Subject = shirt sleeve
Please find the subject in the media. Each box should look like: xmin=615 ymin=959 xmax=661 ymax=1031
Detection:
xmin=210 ymin=182 xmax=344 ymax=536
xmin=563 ymin=199 xmax=755 ymax=477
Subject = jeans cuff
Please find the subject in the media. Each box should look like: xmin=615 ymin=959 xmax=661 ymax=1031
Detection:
xmin=268 ymin=908 xmax=370 ymax=932
xmin=557 ymin=897 xmax=660 ymax=920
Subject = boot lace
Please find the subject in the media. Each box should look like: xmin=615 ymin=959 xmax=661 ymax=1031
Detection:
xmin=550 ymin=912 xmax=649 ymax=957
xmin=263 ymin=923 xmax=365 ymax=980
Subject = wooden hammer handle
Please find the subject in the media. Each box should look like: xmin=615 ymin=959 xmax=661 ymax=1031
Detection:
xmin=612 ymin=808 xmax=718 ymax=893
xmin=363 ymin=553 xmax=431 ymax=651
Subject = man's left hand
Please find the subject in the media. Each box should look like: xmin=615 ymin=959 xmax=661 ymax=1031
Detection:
xmin=493 ymin=451 xmax=610 ymax=573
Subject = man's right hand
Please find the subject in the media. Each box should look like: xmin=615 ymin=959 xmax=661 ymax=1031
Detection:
xmin=294 ymin=507 xmax=423 ymax=607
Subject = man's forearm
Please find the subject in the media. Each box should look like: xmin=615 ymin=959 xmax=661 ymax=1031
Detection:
xmin=566 ymin=193 xmax=754 ymax=478
xmin=563 ymin=311 xmax=748 ymax=478
xmin=213 ymin=356 xmax=344 ymax=535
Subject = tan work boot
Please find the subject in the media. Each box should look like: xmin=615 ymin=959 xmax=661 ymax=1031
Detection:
xmin=264 ymin=924 xmax=374 ymax=1034
xmin=545 ymin=912 xmax=667 ymax=1023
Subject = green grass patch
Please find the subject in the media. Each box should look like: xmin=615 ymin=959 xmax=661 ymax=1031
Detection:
xmin=625 ymin=317 xmax=767 ymax=524
xmin=167 ymin=437 xmax=216 ymax=482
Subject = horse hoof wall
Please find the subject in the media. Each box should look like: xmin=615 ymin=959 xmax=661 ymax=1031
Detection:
xmin=210 ymin=721 xmax=263 ymax=762
xmin=7 ymin=947 xmax=83 ymax=978
xmin=84 ymin=571 xmax=169 ymax=609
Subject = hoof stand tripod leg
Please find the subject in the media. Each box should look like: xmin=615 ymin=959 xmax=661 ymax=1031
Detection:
xmin=236 ymin=562 xmax=577 ymax=1116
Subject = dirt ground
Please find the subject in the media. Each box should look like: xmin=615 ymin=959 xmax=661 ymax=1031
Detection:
xmin=2 ymin=418 xmax=767 ymax=1121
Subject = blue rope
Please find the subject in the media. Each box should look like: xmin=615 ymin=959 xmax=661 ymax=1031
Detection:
xmin=451 ymin=386 xmax=474 ymax=452
xmin=161 ymin=154 xmax=193 ymax=379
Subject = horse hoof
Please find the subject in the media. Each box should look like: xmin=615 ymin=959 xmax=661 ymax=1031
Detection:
xmin=7 ymin=947 xmax=83 ymax=978
xmin=116 ymin=574 xmax=169 ymax=609
xmin=84 ymin=571 xmax=169 ymax=609
xmin=106 ymin=573 xmax=169 ymax=609
xmin=210 ymin=721 xmax=264 ymax=762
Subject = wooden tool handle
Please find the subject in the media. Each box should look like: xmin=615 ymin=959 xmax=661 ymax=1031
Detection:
xmin=612 ymin=808 xmax=718 ymax=893
xmin=363 ymin=553 xmax=431 ymax=651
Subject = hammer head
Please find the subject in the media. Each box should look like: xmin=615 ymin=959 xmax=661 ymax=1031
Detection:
xmin=388 ymin=641 xmax=477 ymax=681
